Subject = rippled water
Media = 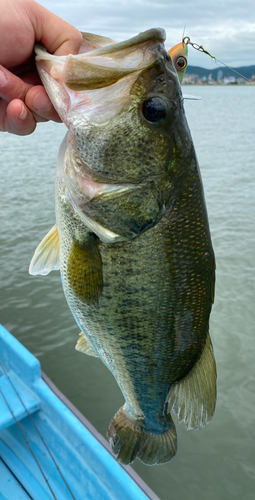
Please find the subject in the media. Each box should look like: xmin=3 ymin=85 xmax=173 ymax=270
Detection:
xmin=1 ymin=86 xmax=254 ymax=500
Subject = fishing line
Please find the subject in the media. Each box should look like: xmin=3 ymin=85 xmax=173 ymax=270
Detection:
xmin=183 ymin=37 xmax=251 ymax=83
xmin=0 ymin=363 xmax=77 ymax=500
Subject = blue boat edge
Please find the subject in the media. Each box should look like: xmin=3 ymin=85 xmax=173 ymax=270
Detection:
xmin=0 ymin=324 xmax=160 ymax=500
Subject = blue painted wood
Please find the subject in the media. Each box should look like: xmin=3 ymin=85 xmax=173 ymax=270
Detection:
xmin=0 ymin=458 xmax=31 ymax=500
xmin=0 ymin=325 xmax=157 ymax=500
xmin=0 ymin=371 xmax=40 ymax=431
xmin=0 ymin=325 xmax=41 ymax=385
xmin=0 ymin=441 xmax=51 ymax=500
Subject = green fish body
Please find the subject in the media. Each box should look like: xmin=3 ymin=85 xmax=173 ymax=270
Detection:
xmin=30 ymin=28 xmax=216 ymax=465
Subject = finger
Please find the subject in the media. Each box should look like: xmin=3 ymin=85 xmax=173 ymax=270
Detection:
xmin=52 ymin=31 xmax=83 ymax=57
xmin=2 ymin=99 xmax=37 ymax=136
xmin=25 ymin=86 xmax=62 ymax=123
xmin=0 ymin=66 xmax=61 ymax=125
xmin=31 ymin=3 xmax=83 ymax=56
xmin=0 ymin=65 xmax=32 ymax=103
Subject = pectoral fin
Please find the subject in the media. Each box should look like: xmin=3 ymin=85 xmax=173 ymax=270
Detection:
xmin=67 ymin=233 xmax=103 ymax=304
xmin=29 ymin=224 xmax=60 ymax=276
xmin=167 ymin=333 xmax=217 ymax=430
xmin=75 ymin=332 xmax=98 ymax=357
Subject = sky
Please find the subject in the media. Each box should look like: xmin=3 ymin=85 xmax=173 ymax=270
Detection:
xmin=37 ymin=0 xmax=255 ymax=69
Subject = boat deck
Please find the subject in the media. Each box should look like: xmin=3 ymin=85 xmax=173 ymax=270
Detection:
xmin=0 ymin=457 xmax=33 ymax=499
xmin=0 ymin=324 xmax=160 ymax=500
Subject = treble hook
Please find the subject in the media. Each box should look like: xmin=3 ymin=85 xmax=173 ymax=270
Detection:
xmin=182 ymin=37 xmax=211 ymax=54
xmin=181 ymin=36 xmax=251 ymax=82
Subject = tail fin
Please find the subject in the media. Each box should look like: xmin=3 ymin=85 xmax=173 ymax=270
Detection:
xmin=107 ymin=406 xmax=177 ymax=465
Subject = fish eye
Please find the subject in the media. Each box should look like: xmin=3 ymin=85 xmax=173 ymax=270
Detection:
xmin=176 ymin=56 xmax=187 ymax=70
xmin=142 ymin=97 xmax=167 ymax=124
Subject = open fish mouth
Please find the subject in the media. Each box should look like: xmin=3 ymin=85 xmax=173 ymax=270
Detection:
xmin=34 ymin=28 xmax=167 ymax=126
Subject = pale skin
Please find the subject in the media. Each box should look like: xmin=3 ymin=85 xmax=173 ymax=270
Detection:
xmin=0 ymin=0 xmax=82 ymax=135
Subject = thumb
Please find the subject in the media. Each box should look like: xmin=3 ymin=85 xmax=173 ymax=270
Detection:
xmin=31 ymin=1 xmax=82 ymax=56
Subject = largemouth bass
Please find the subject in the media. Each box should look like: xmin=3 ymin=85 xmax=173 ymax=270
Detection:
xmin=30 ymin=28 xmax=216 ymax=466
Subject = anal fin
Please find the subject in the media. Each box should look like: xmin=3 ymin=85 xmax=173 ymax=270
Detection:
xmin=75 ymin=332 xmax=98 ymax=357
xmin=29 ymin=224 xmax=60 ymax=276
xmin=67 ymin=233 xmax=103 ymax=304
xmin=167 ymin=333 xmax=217 ymax=430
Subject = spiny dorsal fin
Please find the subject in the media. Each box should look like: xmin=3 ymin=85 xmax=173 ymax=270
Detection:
xmin=67 ymin=233 xmax=103 ymax=304
xmin=167 ymin=333 xmax=217 ymax=430
xmin=29 ymin=224 xmax=60 ymax=276
xmin=75 ymin=332 xmax=98 ymax=357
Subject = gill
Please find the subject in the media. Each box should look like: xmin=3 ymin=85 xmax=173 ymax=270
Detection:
xmin=183 ymin=36 xmax=251 ymax=83
xmin=0 ymin=362 xmax=77 ymax=500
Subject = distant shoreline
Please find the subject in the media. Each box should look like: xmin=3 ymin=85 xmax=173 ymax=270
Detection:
xmin=182 ymin=82 xmax=255 ymax=86
xmin=184 ymin=64 xmax=255 ymax=85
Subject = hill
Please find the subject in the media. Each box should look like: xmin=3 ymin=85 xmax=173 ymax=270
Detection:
xmin=185 ymin=65 xmax=255 ymax=80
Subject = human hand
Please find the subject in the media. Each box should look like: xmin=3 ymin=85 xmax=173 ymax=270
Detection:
xmin=0 ymin=0 xmax=82 ymax=135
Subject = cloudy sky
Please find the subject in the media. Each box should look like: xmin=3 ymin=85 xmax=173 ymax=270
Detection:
xmin=38 ymin=0 xmax=255 ymax=69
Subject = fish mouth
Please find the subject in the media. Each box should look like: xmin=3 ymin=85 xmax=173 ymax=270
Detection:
xmin=34 ymin=28 xmax=167 ymax=126
xmin=35 ymin=27 xmax=166 ymax=87
xmin=64 ymin=28 xmax=166 ymax=91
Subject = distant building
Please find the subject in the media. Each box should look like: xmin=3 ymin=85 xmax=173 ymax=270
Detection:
xmin=223 ymin=76 xmax=236 ymax=84
xmin=217 ymin=70 xmax=223 ymax=82
xmin=208 ymin=73 xmax=214 ymax=84
xmin=182 ymin=74 xmax=199 ymax=84
xmin=182 ymin=67 xmax=252 ymax=85
xmin=236 ymin=77 xmax=246 ymax=84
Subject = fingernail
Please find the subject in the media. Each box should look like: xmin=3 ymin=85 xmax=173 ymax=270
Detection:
xmin=32 ymin=91 xmax=52 ymax=112
xmin=0 ymin=68 xmax=7 ymax=87
xmin=19 ymin=103 xmax=28 ymax=120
